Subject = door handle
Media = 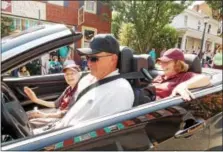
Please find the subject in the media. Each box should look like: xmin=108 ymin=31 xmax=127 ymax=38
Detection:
xmin=174 ymin=118 xmax=206 ymax=138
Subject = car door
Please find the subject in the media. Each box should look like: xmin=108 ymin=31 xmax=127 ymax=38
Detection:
xmin=1 ymin=25 xmax=82 ymax=108
xmin=2 ymin=76 xmax=222 ymax=151
xmin=47 ymin=87 xmax=221 ymax=151
xmin=3 ymin=73 xmax=67 ymax=107
xmin=151 ymin=87 xmax=222 ymax=150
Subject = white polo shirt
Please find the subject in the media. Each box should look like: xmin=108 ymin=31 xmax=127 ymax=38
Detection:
xmin=57 ymin=69 xmax=134 ymax=127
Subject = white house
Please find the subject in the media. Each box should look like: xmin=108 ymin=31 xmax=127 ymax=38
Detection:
xmin=171 ymin=8 xmax=222 ymax=55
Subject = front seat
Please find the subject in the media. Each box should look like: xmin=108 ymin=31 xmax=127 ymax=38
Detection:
xmin=117 ymin=46 xmax=134 ymax=74
xmin=132 ymin=54 xmax=156 ymax=107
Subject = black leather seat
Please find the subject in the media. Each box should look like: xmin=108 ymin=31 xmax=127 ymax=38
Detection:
xmin=131 ymin=54 xmax=156 ymax=107
xmin=184 ymin=54 xmax=202 ymax=73
xmin=132 ymin=54 xmax=150 ymax=87
xmin=117 ymin=46 xmax=134 ymax=74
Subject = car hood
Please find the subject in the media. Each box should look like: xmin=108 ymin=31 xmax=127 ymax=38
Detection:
xmin=1 ymin=24 xmax=82 ymax=75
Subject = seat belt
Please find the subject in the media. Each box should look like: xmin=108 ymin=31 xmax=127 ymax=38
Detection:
xmin=75 ymin=71 xmax=144 ymax=102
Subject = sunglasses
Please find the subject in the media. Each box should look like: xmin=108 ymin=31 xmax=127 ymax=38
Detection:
xmin=86 ymin=55 xmax=113 ymax=62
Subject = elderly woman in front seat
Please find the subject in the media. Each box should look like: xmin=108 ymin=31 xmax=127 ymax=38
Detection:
xmin=24 ymin=61 xmax=81 ymax=128
xmin=152 ymin=48 xmax=210 ymax=101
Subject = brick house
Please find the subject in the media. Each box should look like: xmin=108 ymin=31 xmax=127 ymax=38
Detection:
xmin=45 ymin=1 xmax=111 ymax=48
xmin=1 ymin=0 xmax=112 ymax=74
xmin=1 ymin=0 xmax=112 ymax=48
xmin=45 ymin=1 xmax=112 ymax=64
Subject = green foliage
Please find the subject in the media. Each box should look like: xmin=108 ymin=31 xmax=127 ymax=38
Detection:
xmin=1 ymin=16 xmax=13 ymax=37
xmin=206 ymin=0 xmax=223 ymax=20
xmin=109 ymin=1 xmax=191 ymax=54
xmin=119 ymin=23 xmax=137 ymax=51
xmin=152 ymin=25 xmax=179 ymax=51
xmin=206 ymin=0 xmax=222 ymax=11
xmin=111 ymin=11 xmax=123 ymax=39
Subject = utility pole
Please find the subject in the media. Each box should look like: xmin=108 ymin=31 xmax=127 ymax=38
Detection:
xmin=198 ymin=16 xmax=209 ymax=66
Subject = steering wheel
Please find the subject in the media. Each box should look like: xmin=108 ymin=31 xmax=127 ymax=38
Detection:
xmin=1 ymin=91 xmax=33 ymax=139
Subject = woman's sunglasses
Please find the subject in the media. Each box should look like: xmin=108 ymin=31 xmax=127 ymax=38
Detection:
xmin=86 ymin=55 xmax=113 ymax=62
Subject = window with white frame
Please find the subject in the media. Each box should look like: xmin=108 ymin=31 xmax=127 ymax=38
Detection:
xmin=78 ymin=6 xmax=84 ymax=25
xmin=29 ymin=20 xmax=38 ymax=27
xmin=13 ymin=18 xmax=21 ymax=30
xmin=207 ymin=24 xmax=211 ymax=33
xmin=84 ymin=1 xmax=97 ymax=14
xmin=198 ymin=20 xmax=201 ymax=30
xmin=82 ymin=27 xmax=97 ymax=48
xmin=184 ymin=15 xmax=188 ymax=27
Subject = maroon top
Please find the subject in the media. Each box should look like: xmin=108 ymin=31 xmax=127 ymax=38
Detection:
xmin=152 ymin=72 xmax=197 ymax=99
xmin=59 ymin=86 xmax=77 ymax=110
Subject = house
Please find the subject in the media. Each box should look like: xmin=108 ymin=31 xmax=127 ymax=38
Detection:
xmin=171 ymin=3 xmax=222 ymax=55
xmin=1 ymin=0 xmax=112 ymax=73
xmin=1 ymin=0 xmax=112 ymax=48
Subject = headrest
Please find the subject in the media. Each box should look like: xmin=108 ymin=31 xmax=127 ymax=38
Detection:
xmin=133 ymin=54 xmax=155 ymax=71
xmin=132 ymin=54 xmax=149 ymax=72
xmin=132 ymin=54 xmax=155 ymax=87
xmin=117 ymin=46 xmax=134 ymax=74
xmin=184 ymin=54 xmax=201 ymax=73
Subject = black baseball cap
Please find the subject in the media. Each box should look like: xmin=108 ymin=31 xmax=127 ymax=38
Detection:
xmin=77 ymin=34 xmax=120 ymax=55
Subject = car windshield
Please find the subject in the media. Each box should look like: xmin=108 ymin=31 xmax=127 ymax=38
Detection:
xmin=1 ymin=25 xmax=45 ymax=53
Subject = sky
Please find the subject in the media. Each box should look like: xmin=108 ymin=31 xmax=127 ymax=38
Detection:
xmin=188 ymin=1 xmax=205 ymax=9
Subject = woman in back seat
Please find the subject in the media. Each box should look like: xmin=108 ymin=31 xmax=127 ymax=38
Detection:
xmin=152 ymin=48 xmax=210 ymax=101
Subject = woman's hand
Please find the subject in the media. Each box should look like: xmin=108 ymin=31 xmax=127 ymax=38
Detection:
xmin=24 ymin=86 xmax=38 ymax=102
xmin=60 ymin=109 xmax=68 ymax=117
xmin=170 ymin=83 xmax=195 ymax=101
xmin=28 ymin=110 xmax=47 ymax=119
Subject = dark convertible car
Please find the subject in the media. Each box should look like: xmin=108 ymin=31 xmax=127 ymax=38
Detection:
xmin=1 ymin=24 xmax=222 ymax=151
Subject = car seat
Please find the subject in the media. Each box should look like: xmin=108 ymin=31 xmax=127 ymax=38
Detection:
xmin=131 ymin=54 xmax=156 ymax=107
xmin=117 ymin=46 xmax=134 ymax=74
xmin=184 ymin=54 xmax=201 ymax=73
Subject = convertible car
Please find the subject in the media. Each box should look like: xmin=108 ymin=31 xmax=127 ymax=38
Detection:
xmin=1 ymin=24 xmax=222 ymax=151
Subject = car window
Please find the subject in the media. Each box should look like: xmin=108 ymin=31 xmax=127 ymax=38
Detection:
xmin=8 ymin=45 xmax=82 ymax=77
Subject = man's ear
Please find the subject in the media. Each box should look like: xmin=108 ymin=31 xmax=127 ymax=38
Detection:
xmin=112 ymin=54 xmax=118 ymax=60
xmin=111 ymin=54 xmax=118 ymax=63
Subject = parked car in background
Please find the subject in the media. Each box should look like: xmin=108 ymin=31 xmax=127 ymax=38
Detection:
xmin=1 ymin=24 xmax=222 ymax=151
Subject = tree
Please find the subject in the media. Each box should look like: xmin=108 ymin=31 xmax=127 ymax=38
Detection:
xmin=111 ymin=11 xmax=123 ymax=39
xmin=205 ymin=0 xmax=223 ymax=20
xmin=1 ymin=16 xmax=13 ymax=37
xmin=107 ymin=1 xmax=192 ymax=54
xmin=119 ymin=23 xmax=137 ymax=51
xmin=152 ymin=25 xmax=179 ymax=56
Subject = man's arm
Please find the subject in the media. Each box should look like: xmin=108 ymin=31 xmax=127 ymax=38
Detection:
xmin=171 ymin=74 xmax=211 ymax=101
